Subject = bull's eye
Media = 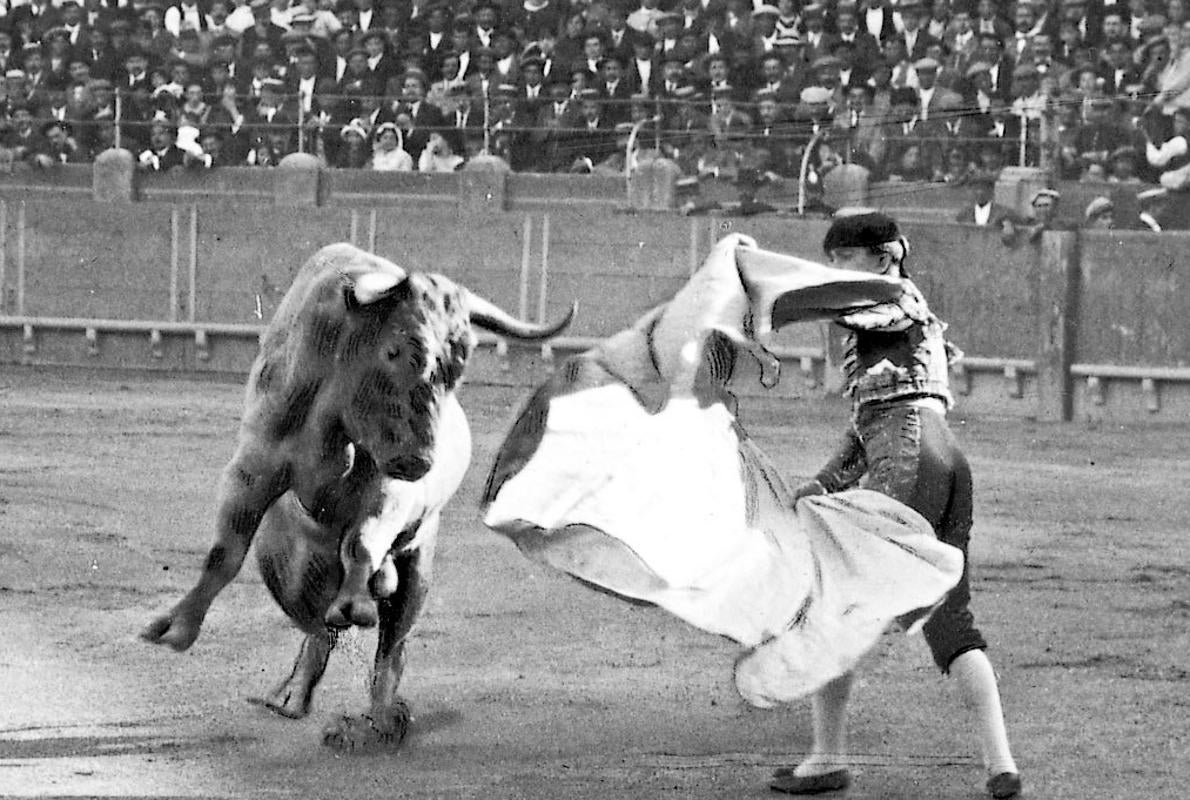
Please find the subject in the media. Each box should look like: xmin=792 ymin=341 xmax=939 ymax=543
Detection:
xmin=386 ymin=348 xmax=401 ymax=361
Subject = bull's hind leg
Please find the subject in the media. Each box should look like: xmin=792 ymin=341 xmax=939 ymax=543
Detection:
xmin=322 ymin=536 xmax=436 ymax=753
xmin=249 ymin=629 xmax=337 ymax=719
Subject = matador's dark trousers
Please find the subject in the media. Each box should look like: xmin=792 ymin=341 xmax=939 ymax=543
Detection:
xmin=815 ymin=401 xmax=988 ymax=672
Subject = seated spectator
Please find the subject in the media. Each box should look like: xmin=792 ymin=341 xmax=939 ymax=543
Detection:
xmin=1145 ymin=106 xmax=1190 ymax=189
xmin=1109 ymin=146 xmax=1143 ymax=182
xmin=28 ymin=120 xmax=85 ymax=167
xmin=418 ymin=131 xmax=465 ymax=172
xmin=1083 ymin=196 xmax=1116 ymax=229
xmin=1074 ymin=96 xmax=1131 ymax=178
xmin=568 ymin=87 xmax=619 ymax=172
xmin=954 ymin=173 xmax=1017 ymax=229
xmin=372 ymin=120 xmax=414 ymax=171
xmin=137 ymin=116 xmax=188 ymax=172
xmin=1021 ymin=188 xmax=1062 ymax=243
xmin=333 ymin=118 xmax=372 ymax=168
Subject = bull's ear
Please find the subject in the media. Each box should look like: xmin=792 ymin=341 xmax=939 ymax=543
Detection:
xmin=345 ymin=271 xmax=410 ymax=310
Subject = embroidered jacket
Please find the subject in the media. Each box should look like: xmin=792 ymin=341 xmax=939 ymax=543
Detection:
xmin=836 ymin=278 xmax=957 ymax=410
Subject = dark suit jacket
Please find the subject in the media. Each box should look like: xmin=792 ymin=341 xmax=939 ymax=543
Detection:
xmin=898 ymin=29 xmax=940 ymax=61
xmin=954 ymin=202 xmax=1019 ymax=227
xmin=407 ymin=31 xmax=452 ymax=81
xmin=859 ymin=5 xmax=898 ymax=42
xmin=286 ymin=74 xmax=338 ymax=118
xmin=834 ymin=32 xmax=882 ymax=73
xmin=569 ymin=116 xmax=619 ymax=165
xmin=442 ymin=102 xmax=483 ymax=157
xmin=379 ymin=99 xmax=447 ymax=160
xmin=1098 ymin=64 xmax=1141 ymax=96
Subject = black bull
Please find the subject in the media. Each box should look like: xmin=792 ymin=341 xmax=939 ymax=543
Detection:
xmin=141 ymin=243 xmax=574 ymax=751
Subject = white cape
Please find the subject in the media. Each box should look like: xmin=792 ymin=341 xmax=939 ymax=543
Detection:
xmin=482 ymin=235 xmax=964 ymax=706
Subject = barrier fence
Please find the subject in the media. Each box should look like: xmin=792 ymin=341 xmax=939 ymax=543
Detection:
xmin=0 ymin=197 xmax=1187 ymax=423
xmin=31 ymin=85 xmax=1079 ymax=177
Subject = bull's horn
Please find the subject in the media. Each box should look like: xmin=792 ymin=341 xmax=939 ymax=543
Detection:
xmin=467 ymin=292 xmax=577 ymax=341
xmin=350 ymin=271 xmax=407 ymax=306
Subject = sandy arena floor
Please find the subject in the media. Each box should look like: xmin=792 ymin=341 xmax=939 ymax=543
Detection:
xmin=0 ymin=367 xmax=1187 ymax=799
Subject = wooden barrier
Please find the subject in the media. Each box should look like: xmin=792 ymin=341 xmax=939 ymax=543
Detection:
xmin=0 ymin=192 xmax=1187 ymax=422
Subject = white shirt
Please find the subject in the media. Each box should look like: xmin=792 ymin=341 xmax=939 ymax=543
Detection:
xmin=919 ymin=85 xmax=934 ymax=120
xmin=299 ymin=75 xmax=316 ymax=112
xmin=866 ymin=7 xmax=884 ymax=38
xmin=636 ymin=59 xmax=651 ymax=88
xmin=973 ymin=202 xmax=991 ymax=226
xmin=165 ymin=2 xmax=204 ymax=36
xmin=1146 ymin=135 xmax=1188 ymax=167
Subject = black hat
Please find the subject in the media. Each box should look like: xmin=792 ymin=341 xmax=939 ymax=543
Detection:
xmin=823 ymin=210 xmax=902 ymax=254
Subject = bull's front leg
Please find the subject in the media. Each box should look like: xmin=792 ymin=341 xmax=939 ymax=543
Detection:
xmin=248 ymin=628 xmax=337 ymax=719
xmin=141 ymin=446 xmax=291 ymax=651
xmin=325 ymin=490 xmax=424 ymax=630
xmin=323 ymin=524 xmax=438 ymax=752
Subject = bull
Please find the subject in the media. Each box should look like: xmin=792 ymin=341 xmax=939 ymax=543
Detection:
xmin=141 ymin=243 xmax=574 ymax=751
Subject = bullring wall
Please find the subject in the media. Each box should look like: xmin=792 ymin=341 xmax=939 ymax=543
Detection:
xmin=0 ymin=190 xmax=1186 ymax=424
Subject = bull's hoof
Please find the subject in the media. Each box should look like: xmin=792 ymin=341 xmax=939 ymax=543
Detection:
xmin=247 ymin=691 xmax=311 ymax=720
xmin=321 ymin=705 xmax=411 ymax=753
xmin=324 ymin=595 xmax=379 ymax=629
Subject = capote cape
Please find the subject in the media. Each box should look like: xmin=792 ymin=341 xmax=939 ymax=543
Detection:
xmin=481 ymin=234 xmax=964 ymax=707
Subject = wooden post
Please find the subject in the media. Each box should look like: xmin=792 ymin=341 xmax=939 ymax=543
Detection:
xmin=16 ymin=201 xmax=25 ymax=316
xmin=0 ymin=200 xmax=7 ymax=314
xmin=188 ymin=205 xmax=198 ymax=323
xmin=1036 ymin=230 xmax=1079 ymax=421
xmin=169 ymin=206 xmax=179 ymax=322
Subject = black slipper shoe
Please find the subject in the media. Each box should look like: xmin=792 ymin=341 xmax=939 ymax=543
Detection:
xmin=987 ymin=772 xmax=1022 ymax=798
xmin=770 ymin=769 xmax=851 ymax=794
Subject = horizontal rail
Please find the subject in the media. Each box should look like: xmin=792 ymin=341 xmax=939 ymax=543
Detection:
xmin=4 ymin=317 xmax=544 ymax=352
xmin=0 ymin=316 xmax=263 ymax=336
xmin=1070 ymin=364 xmax=1190 ymax=382
xmin=956 ymin=356 xmax=1037 ymax=373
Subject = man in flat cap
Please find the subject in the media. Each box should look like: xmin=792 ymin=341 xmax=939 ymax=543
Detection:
xmin=755 ymin=50 xmax=802 ymax=105
xmin=1074 ymin=95 xmax=1130 ymax=177
xmin=912 ymin=56 xmax=942 ymax=119
xmin=626 ymin=32 xmax=658 ymax=96
xmin=895 ymin=0 xmax=940 ymax=60
xmin=598 ymin=53 xmax=634 ymax=125
xmin=1108 ymin=145 xmax=1141 ymax=183
xmin=801 ymin=4 xmax=833 ymax=63
xmin=240 ymin=0 xmax=287 ymax=66
xmin=245 ymin=75 xmax=296 ymax=150
xmin=829 ymin=39 xmax=869 ymax=93
xmin=1014 ymin=187 xmax=1064 ymax=243
xmin=438 ymin=81 xmax=482 ymax=160
xmin=835 ymin=4 xmax=882 ymax=73
xmin=751 ymin=4 xmax=783 ymax=53
xmin=954 ymin=172 xmax=1020 ymax=233
xmin=1083 ymin=196 xmax=1115 ymax=229
xmin=567 ymin=85 xmax=618 ymax=171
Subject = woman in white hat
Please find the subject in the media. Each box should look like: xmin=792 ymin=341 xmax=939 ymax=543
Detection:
xmin=370 ymin=120 xmax=414 ymax=171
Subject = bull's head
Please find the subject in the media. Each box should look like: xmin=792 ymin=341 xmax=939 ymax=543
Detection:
xmin=339 ymin=268 xmax=574 ymax=482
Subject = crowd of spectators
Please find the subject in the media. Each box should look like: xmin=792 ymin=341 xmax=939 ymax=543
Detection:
xmin=2 ymin=0 xmax=1190 ymax=194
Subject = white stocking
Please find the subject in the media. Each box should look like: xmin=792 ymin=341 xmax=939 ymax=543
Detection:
xmin=794 ymin=671 xmax=854 ymax=777
xmin=950 ymin=649 xmax=1018 ymax=776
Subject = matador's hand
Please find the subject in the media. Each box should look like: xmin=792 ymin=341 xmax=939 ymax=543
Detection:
xmin=791 ymin=479 xmax=826 ymax=507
